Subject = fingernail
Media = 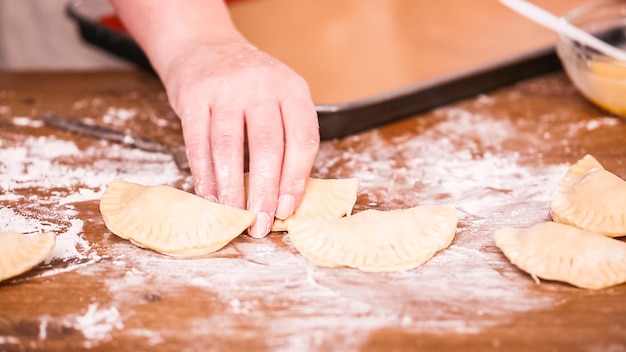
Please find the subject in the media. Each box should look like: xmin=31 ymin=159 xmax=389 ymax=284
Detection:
xmin=275 ymin=195 xmax=295 ymax=220
xmin=205 ymin=195 xmax=218 ymax=203
xmin=249 ymin=212 xmax=271 ymax=239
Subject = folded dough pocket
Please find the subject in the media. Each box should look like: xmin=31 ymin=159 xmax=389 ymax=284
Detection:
xmin=99 ymin=179 xmax=257 ymax=257
xmin=494 ymin=221 xmax=626 ymax=290
xmin=551 ymin=154 xmax=626 ymax=237
xmin=269 ymin=177 xmax=358 ymax=232
xmin=0 ymin=231 xmax=56 ymax=282
xmin=287 ymin=205 xmax=458 ymax=272
xmin=99 ymin=178 xmax=457 ymax=272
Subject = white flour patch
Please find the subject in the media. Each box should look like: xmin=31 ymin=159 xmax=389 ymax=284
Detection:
xmin=32 ymin=304 xmax=125 ymax=349
xmin=95 ymin=239 xmax=392 ymax=350
xmin=0 ymin=136 xmax=182 ymax=200
xmin=0 ymin=336 xmax=19 ymax=345
xmin=0 ymin=116 xmax=181 ymax=344
xmin=44 ymin=219 xmax=93 ymax=264
xmin=0 ymin=207 xmax=99 ymax=271
xmin=567 ymin=116 xmax=621 ymax=136
xmin=102 ymin=107 xmax=137 ymax=126
xmin=58 ymin=188 xmax=103 ymax=205
xmin=0 ymin=294 xmax=123 ymax=348
xmin=0 ymin=207 xmax=57 ymax=234
xmin=315 ymin=107 xmax=569 ymax=218
xmin=12 ymin=116 xmax=44 ymax=128
xmin=73 ymin=304 xmax=124 ymax=344
xmin=0 ymin=134 xmax=185 ymax=281
xmin=90 ymin=229 xmax=557 ymax=351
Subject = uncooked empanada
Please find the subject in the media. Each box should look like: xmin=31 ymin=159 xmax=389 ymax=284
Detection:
xmin=551 ymin=154 xmax=626 ymax=237
xmin=494 ymin=221 xmax=626 ymax=289
xmin=287 ymin=205 xmax=458 ymax=272
xmin=100 ymin=179 xmax=256 ymax=257
xmin=0 ymin=232 xmax=56 ymax=282
xmin=271 ymin=177 xmax=359 ymax=232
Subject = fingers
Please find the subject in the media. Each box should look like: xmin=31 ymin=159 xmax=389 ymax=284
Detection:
xmin=182 ymin=95 xmax=318 ymax=240
xmin=179 ymin=105 xmax=218 ymax=202
xmin=210 ymin=104 xmax=246 ymax=209
xmin=276 ymin=94 xmax=320 ymax=220
xmin=182 ymin=86 xmax=318 ymax=240
xmin=245 ymin=102 xmax=284 ymax=238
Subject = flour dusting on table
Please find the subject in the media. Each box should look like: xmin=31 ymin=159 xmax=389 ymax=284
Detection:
xmin=73 ymin=304 xmax=124 ymax=346
xmin=2 ymin=95 xmax=618 ymax=351
xmin=0 ymin=131 xmax=184 ymax=270
xmin=64 ymin=107 xmax=578 ymax=350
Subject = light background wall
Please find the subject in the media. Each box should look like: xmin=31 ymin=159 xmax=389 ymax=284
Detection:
xmin=0 ymin=0 xmax=129 ymax=69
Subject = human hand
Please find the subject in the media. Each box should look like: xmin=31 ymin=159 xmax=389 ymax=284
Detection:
xmin=162 ymin=41 xmax=320 ymax=238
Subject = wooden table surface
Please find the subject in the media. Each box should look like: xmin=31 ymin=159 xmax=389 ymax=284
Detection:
xmin=1 ymin=69 xmax=625 ymax=352
xmin=2 ymin=0 xmax=626 ymax=351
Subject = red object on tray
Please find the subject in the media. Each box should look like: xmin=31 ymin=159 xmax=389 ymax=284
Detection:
xmin=99 ymin=14 xmax=127 ymax=33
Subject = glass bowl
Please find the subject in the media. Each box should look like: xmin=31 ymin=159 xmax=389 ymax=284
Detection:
xmin=556 ymin=0 xmax=626 ymax=117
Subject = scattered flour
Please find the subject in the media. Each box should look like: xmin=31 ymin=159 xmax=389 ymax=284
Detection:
xmin=77 ymin=107 xmax=579 ymax=350
xmin=73 ymin=304 xmax=124 ymax=344
xmin=31 ymin=304 xmax=124 ymax=349
xmin=0 ymin=336 xmax=19 ymax=345
xmin=0 ymin=108 xmax=188 ymax=349
xmin=0 ymin=110 xmax=185 ymax=349
xmin=0 ymin=135 xmax=182 ymax=199
xmin=102 ymin=107 xmax=137 ymax=126
xmin=12 ymin=116 xmax=44 ymax=128
xmin=0 ymin=207 xmax=56 ymax=234
xmin=567 ymin=116 xmax=621 ymax=136
xmin=44 ymin=219 xmax=92 ymax=264
xmin=2 ymin=101 xmax=618 ymax=351
xmin=0 ymin=122 xmax=185 ymax=271
xmin=0 ymin=131 xmax=185 ymax=277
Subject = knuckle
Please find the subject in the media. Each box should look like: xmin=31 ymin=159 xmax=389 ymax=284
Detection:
xmin=292 ymin=124 xmax=320 ymax=150
xmin=213 ymin=132 xmax=243 ymax=150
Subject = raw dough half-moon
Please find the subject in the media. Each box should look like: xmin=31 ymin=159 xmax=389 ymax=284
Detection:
xmin=0 ymin=232 xmax=56 ymax=282
xmin=100 ymin=179 xmax=256 ymax=257
xmin=551 ymin=154 xmax=626 ymax=237
xmin=287 ymin=205 xmax=458 ymax=272
xmin=270 ymin=177 xmax=359 ymax=232
xmin=494 ymin=221 xmax=626 ymax=289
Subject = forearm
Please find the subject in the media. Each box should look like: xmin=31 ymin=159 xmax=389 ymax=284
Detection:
xmin=109 ymin=0 xmax=247 ymax=77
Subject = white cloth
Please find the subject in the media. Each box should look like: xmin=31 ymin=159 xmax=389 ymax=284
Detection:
xmin=0 ymin=0 xmax=129 ymax=69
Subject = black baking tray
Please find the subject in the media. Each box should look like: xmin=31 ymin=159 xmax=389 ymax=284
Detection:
xmin=66 ymin=0 xmax=566 ymax=140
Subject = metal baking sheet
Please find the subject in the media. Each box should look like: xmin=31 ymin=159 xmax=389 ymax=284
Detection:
xmin=66 ymin=0 xmax=565 ymax=140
